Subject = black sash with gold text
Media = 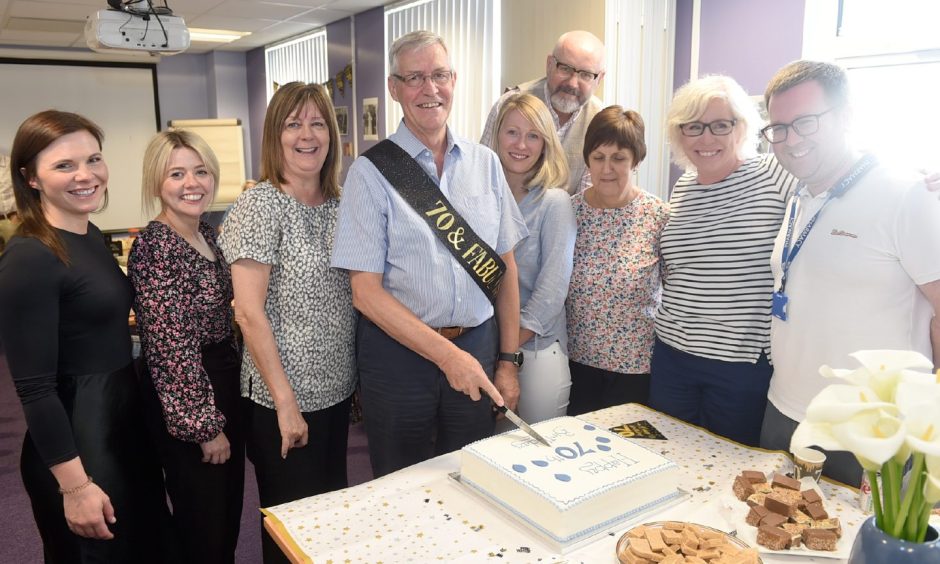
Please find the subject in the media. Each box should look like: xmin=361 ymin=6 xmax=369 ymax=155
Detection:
xmin=363 ymin=139 xmax=506 ymax=303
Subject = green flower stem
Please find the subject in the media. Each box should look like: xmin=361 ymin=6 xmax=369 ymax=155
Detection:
xmin=882 ymin=460 xmax=900 ymax=533
xmin=868 ymin=469 xmax=885 ymax=530
xmin=891 ymin=453 xmax=925 ymax=539
xmin=915 ymin=500 xmax=933 ymax=543
xmin=903 ymin=476 xmax=923 ymax=541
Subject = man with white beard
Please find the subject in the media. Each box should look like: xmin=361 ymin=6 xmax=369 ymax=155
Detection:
xmin=481 ymin=30 xmax=605 ymax=194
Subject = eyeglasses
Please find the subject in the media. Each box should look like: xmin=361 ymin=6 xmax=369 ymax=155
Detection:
xmin=678 ymin=119 xmax=737 ymax=137
xmin=551 ymin=56 xmax=600 ymax=83
xmin=391 ymin=70 xmax=454 ymax=88
xmin=760 ymin=107 xmax=836 ymax=143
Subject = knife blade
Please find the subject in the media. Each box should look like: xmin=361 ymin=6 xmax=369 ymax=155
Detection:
xmin=497 ymin=405 xmax=551 ymax=447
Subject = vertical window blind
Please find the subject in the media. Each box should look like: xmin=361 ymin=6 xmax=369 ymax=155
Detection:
xmin=265 ymin=29 xmax=329 ymax=101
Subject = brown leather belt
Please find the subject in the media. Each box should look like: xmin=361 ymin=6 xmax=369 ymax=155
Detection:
xmin=433 ymin=326 xmax=468 ymax=340
xmin=0 ymin=211 xmax=16 ymax=221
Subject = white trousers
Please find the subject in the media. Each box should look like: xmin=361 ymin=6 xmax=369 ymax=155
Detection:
xmin=496 ymin=340 xmax=571 ymax=432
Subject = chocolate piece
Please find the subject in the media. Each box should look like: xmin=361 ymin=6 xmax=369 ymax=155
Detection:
xmin=811 ymin=517 xmax=842 ymax=538
xmin=733 ymin=474 xmax=756 ymax=501
xmin=756 ymin=525 xmax=791 ymax=550
xmin=791 ymin=509 xmax=813 ymax=526
xmin=760 ymin=512 xmax=787 ymax=528
xmin=781 ymin=523 xmax=805 ymax=548
xmin=802 ymin=489 xmax=822 ymax=504
xmin=753 ymin=481 xmax=774 ymax=494
xmin=805 ymin=501 xmax=828 ymax=520
xmin=771 ymin=473 xmax=801 ymax=491
xmin=745 ymin=504 xmax=769 ymax=526
xmin=802 ymin=527 xmax=838 ymax=551
xmin=764 ymin=494 xmax=793 ymax=517
xmin=746 ymin=492 xmax=768 ymax=507
xmin=741 ymin=470 xmax=766 ymax=483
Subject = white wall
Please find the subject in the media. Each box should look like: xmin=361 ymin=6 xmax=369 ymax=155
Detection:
xmin=500 ymin=0 xmax=605 ymax=92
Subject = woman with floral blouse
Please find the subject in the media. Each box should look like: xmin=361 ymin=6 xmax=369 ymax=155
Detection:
xmin=566 ymin=106 xmax=670 ymax=415
xmin=129 ymin=130 xmax=243 ymax=564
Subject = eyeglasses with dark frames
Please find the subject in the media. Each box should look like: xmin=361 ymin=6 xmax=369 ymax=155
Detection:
xmin=760 ymin=107 xmax=837 ymax=144
xmin=551 ymin=56 xmax=600 ymax=83
xmin=678 ymin=119 xmax=737 ymax=137
xmin=391 ymin=70 xmax=454 ymax=88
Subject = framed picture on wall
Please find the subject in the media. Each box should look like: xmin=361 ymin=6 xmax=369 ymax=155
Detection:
xmin=363 ymin=97 xmax=379 ymax=140
xmin=335 ymin=106 xmax=349 ymax=136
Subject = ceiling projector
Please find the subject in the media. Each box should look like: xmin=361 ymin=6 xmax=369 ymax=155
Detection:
xmin=85 ymin=9 xmax=190 ymax=55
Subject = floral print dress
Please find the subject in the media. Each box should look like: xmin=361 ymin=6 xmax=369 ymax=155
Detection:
xmin=566 ymin=190 xmax=670 ymax=374
xmin=129 ymin=220 xmax=235 ymax=443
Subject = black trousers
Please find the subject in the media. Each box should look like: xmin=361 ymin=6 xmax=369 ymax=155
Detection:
xmin=21 ymin=364 xmax=171 ymax=564
xmin=567 ymin=360 xmax=651 ymax=416
xmin=246 ymin=395 xmax=352 ymax=564
xmin=138 ymin=340 xmax=245 ymax=564
xmin=357 ymin=316 xmax=498 ymax=479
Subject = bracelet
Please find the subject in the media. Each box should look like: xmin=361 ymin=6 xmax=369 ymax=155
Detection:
xmin=58 ymin=475 xmax=93 ymax=495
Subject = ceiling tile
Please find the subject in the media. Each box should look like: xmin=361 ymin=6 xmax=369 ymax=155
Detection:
xmin=287 ymin=7 xmax=353 ymax=25
xmin=204 ymin=1 xmax=310 ymax=20
xmin=187 ymin=14 xmax=278 ymax=33
xmin=9 ymin=0 xmax=98 ymax=20
xmin=0 ymin=28 xmax=80 ymax=46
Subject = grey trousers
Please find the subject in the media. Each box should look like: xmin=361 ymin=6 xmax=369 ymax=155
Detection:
xmin=759 ymin=401 xmax=864 ymax=488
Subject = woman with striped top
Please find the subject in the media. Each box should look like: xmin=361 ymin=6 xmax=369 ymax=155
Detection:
xmin=648 ymin=76 xmax=797 ymax=446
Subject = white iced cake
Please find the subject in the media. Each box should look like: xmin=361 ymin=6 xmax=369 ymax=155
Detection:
xmin=460 ymin=416 xmax=681 ymax=546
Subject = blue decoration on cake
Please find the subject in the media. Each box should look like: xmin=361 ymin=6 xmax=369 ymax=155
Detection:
xmin=512 ymin=464 xmax=526 ymax=473
xmin=596 ymin=436 xmax=611 ymax=443
xmin=598 ymin=444 xmax=611 ymax=451
xmin=555 ymin=473 xmax=571 ymax=482
xmin=583 ymin=424 xmax=595 ymax=431
xmin=532 ymin=460 xmax=548 ymax=467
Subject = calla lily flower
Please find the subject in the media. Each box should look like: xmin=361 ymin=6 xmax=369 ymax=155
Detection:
xmin=807 ymin=350 xmax=939 ymax=542
xmin=803 ymin=384 xmax=896 ymax=423
xmin=821 ymin=350 xmax=934 ymax=402
xmin=829 ymin=410 xmax=907 ymax=470
xmin=895 ymin=378 xmax=940 ymax=417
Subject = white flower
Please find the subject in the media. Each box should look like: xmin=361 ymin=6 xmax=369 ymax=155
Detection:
xmin=820 ymin=350 xmax=934 ymax=403
xmin=804 ymin=384 xmax=896 ymax=422
xmin=830 ymin=410 xmax=907 ymax=470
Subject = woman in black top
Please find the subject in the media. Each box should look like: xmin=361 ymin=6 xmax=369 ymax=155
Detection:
xmin=0 ymin=110 xmax=169 ymax=563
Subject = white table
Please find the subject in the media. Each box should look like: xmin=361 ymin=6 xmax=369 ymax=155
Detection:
xmin=263 ymin=403 xmax=866 ymax=562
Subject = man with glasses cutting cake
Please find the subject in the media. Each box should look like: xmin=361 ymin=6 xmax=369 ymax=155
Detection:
xmin=481 ymin=30 xmax=606 ymax=194
xmin=759 ymin=60 xmax=940 ymax=486
xmin=332 ymin=30 xmax=527 ymax=478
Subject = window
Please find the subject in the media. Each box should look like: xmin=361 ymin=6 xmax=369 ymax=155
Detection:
xmin=804 ymin=0 xmax=940 ymax=170
xmin=384 ymin=0 xmax=500 ymax=141
xmin=265 ymin=29 xmax=329 ymax=102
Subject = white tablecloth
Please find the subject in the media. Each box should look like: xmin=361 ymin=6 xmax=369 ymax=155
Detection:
xmin=264 ymin=403 xmax=866 ymax=563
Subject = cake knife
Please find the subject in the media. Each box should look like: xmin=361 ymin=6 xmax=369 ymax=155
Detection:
xmin=497 ymin=406 xmax=551 ymax=447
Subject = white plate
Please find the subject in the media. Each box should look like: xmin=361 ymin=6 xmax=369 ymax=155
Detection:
xmin=617 ymin=522 xmax=762 ymax=564
xmin=723 ymin=488 xmax=850 ymax=560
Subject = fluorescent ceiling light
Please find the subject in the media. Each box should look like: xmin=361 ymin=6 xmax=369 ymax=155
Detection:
xmin=188 ymin=28 xmax=251 ymax=43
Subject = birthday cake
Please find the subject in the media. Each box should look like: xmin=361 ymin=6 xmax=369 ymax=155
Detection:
xmin=459 ymin=416 xmax=681 ymax=547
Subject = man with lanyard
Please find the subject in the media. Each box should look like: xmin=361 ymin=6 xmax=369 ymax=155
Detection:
xmin=331 ymin=30 xmax=528 ymax=478
xmin=758 ymin=60 xmax=940 ymax=486
xmin=480 ymin=30 xmax=605 ymax=194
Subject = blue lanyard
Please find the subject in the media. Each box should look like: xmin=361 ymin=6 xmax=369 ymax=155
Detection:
xmin=778 ymin=154 xmax=877 ymax=293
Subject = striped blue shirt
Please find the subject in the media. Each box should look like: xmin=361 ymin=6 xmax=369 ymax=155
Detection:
xmin=331 ymin=121 xmax=528 ymax=327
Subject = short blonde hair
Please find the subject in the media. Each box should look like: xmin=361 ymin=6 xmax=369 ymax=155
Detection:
xmin=488 ymin=93 xmax=569 ymax=191
xmin=666 ymin=75 xmax=761 ymax=170
xmin=260 ymin=82 xmax=341 ymax=199
xmin=141 ymin=130 xmax=220 ymax=218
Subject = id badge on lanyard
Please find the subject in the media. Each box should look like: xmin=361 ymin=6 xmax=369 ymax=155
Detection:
xmin=772 ymin=154 xmax=877 ymax=321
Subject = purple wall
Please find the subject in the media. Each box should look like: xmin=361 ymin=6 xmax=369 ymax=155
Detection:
xmin=326 ymin=18 xmax=354 ymax=180
xmin=354 ymin=7 xmax=387 ymax=153
xmin=156 ymin=54 xmax=210 ymax=126
xmin=698 ymin=0 xmax=804 ymax=95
